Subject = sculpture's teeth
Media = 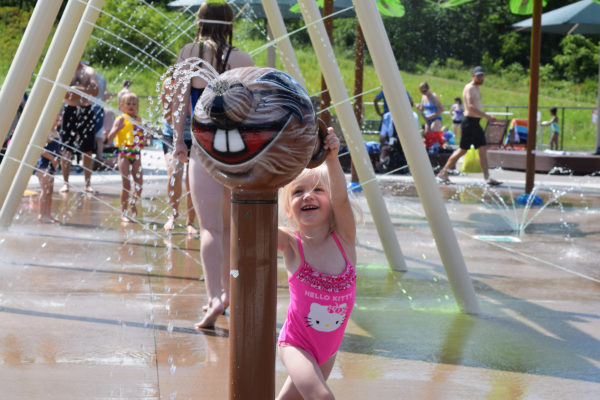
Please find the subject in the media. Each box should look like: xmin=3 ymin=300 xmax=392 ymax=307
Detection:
xmin=227 ymin=129 xmax=245 ymax=152
xmin=214 ymin=129 xmax=227 ymax=152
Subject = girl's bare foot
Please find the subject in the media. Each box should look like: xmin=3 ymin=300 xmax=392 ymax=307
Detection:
xmin=121 ymin=214 xmax=133 ymax=223
xmin=129 ymin=204 xmax=137 ymax=218
xmin=202 ymin=293 xmax=229 ymax=313
xmin=164 ymin=215 xmax=177 ymax=231
xmin=186 ymin=223 xmax=199 ymax=236
xmin=38 ymin=215 xmax=59 ymax=224
xmin=195 ymin=299 xmax=225 ymax=329
xmin=59 ymin=183 xmax=69 ymax=193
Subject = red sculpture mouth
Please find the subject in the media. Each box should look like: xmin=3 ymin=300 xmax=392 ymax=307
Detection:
xmin=192 ymin=114 xmax=292 ymax=165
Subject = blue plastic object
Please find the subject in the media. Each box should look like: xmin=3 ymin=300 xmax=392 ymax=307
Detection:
xmin=347 ymin=181 xmax=363 ymax=192
xmin=515 ymin=193 xmax=543 ymax=207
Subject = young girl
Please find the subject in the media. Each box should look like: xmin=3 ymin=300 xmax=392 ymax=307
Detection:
xmin=35 ymin=113 xmax=62 ymax=223
xmin=106 ymin=92 xmax=144 ymax=222
xmin=277 ymin=128 xmax=357 ymax=400
xmin=541 ymin=107 xmax=560 ymax=150
xmin=450 ymin=97 xmax=464 ymax=142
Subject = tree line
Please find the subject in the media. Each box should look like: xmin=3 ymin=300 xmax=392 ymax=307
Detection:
xmin=5 ymin=0 xmax=599 ymax=84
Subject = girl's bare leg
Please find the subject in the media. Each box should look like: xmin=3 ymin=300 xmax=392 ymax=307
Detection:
xmin=130 ymin=159 xmax=143 ymax=217
xmin=550 ymin=133 xmax=559 ymax=150
xmin=189 ymin=149 xmax=226 ymax=328
xmin=277 ymin=346 xmax=336 ymax=400
xmin=37 ymin=172 xmax=56 ymax=222
xmin=117 ymin=157 xmax=132 ymax=222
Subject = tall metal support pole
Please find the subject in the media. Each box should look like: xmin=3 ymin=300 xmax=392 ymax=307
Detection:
xmin=0 ymin=0 xmax=88 ymax=210
xmin=351 ymin=0 xmax=479 ymax=314
xmin=0 ymin=0 xmax=62 ymax=147
xmin=525 ymin=0 xmax=542 ymax=194
xmin=0 ymin=0 xmax=106 ymax=229
xmin=297 ymin=0 xmax=407 ymax=272
xmin=228 ymin=190 xmax=278 ymax=400
xmin=261 ymin=0 xmax=306 ymax=89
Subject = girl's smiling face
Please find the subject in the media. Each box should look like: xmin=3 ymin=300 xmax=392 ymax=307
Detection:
xmin=121 ymin=96 xmax=139 ymax=117
xmin=289 ymin=173 xmax=332 ymax=229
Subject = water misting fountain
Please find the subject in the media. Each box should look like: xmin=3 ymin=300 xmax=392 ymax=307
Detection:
xmin=0 ymin=0 xmax=599 ymax=398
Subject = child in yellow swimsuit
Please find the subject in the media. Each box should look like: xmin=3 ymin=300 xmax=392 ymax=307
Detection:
xmin=107 ymin=91 xmax=145 ymax=222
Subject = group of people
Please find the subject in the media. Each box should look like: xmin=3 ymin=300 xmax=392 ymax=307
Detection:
xmin=33 ymin=57 xmax=144 ymax=223
xmin=374 ymin=66 xmax=503 ymax=186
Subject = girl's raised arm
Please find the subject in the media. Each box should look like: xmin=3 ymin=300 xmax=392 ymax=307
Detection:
xmin=324 ymin=128 xmax=356 ymax=248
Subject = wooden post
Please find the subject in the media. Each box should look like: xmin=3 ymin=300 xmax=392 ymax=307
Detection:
xmin=229 ymin=190 xmax=278 ymax=400
xmin=525 ymin=0 xmax=542 ymax=194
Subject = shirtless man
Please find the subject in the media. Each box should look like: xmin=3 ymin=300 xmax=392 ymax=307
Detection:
xmin=59 ymin=61 xmax=99 ymax=193
xmin=436 ymin=66 xmax=501 ymax=186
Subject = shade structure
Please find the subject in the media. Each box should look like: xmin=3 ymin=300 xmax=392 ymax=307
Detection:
xmin=167 ymin=0 xmax=355 ymax=19
xmin=512 ymin=0 xmax=600 ymax=34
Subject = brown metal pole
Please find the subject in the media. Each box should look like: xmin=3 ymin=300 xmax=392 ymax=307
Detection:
xmin=320 ymin=0 xmax=334 ymax=126
xmin=229 ymin=189 xmax=278 ymax=400
xmin=525 ymin=0 xmax=542 ymax=194
xmin=350 ymin=22 xmax=365 ymax=184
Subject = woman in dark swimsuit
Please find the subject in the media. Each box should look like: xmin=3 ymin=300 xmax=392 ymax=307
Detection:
xmin=171 ymin=1 xmax=254 ymax=328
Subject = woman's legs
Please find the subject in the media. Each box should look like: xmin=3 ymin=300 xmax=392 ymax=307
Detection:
xmin=164 ymin=152 xmax=184 ymax=231
xmin=277 ymin=346 xmax=336 ymax=400
xmin=453 ymin=122 xmax=461 ymax=142
xmin=429 ymin=118 xmax=442 ymax=132
xmin=184 ymin=162 xmax=199 ymax=235
xmin=189 ymin=149 xmax=228 ymax=328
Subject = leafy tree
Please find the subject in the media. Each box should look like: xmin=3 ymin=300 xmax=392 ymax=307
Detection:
xmin=553 ymin=34 xmax=598 ymax=83
xmin=85 ymin=0 xmax=189 ymax=72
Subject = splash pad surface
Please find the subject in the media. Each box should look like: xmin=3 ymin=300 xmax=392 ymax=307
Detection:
xmin=0 ymin=153 xmax=599 ymax=399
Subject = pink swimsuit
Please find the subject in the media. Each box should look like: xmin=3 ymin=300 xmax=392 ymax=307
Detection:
xmin=278 ymin=232 xmax=356 ymax=365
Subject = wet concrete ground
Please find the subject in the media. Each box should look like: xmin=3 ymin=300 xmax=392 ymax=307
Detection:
xmin=0 ymin=150 xmax=599 ymax=399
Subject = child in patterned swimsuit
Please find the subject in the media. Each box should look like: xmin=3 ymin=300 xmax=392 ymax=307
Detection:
xmin=35 ymin=113 xmax=62 ymax=223
xmin=277 ymin=128 xmax=357 ymax=400
xmin=106 ymin=92 xmax=145 ymax=222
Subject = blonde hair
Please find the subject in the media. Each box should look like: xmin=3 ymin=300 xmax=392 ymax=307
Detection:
xmin=119 ymin=91 xmax=139 ymax=107
xmin=279 ymin=164 xmax=362 ymax=233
